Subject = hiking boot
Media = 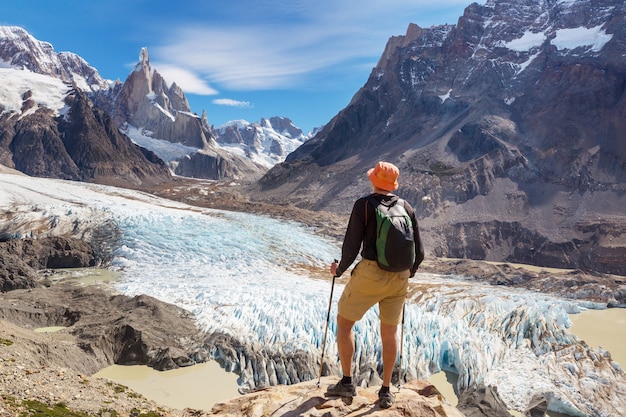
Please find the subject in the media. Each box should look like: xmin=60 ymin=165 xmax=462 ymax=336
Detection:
xmin=377 ymin=389 xmax=395 ymax=408
xmin=325 ymin=381 xmax=357 ymax=398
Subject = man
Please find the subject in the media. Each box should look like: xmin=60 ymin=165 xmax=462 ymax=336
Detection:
xmin=325 ymin=161 xmax=424 ymax=408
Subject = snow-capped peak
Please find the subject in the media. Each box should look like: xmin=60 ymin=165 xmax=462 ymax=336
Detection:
xmin=0 ymin=67 xmax=71 ymax=119
xmin=0 ymin=25 xmax=109 ymax=93
xmin=215 ymin=117 xmax=309 ymax=168
xmin=217 ymin=119 xmax=251 ymax=131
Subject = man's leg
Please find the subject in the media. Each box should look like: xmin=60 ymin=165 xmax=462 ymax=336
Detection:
xmin=325 ymin=314 xmax=358 ymax=397
xmin=380 ymin=322 xmax=398 ymax=387
xmin=337 ymin=314 xmax=356 ymax=377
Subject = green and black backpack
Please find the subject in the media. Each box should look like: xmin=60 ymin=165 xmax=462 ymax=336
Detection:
xmin=367 ymin=196 xmax=416 ymax=272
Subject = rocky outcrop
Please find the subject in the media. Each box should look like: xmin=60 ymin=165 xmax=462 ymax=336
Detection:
xmin=253 ymin=0 xmax=626 ymax=276
xmin=206 ymin=378 xmax=463 ymax=417
xmin=0 ymin=284 xmax=202 ymax=374
xmin=525 ymin=394 xmax=549 ymax=417
xmin=0 ymin=237 xmax=96 ymax=292
xmin=174 ymin=148 xmax=268 ymax=181
xmin=457 ymin=385 xmax=514 ymax=417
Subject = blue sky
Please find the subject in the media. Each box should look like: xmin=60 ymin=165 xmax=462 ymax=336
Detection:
xmin=1 ymin=0 xmax=479 ymax=134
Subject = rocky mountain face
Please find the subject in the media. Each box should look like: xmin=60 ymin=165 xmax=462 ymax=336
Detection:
xmin=0 ymin=87 xmax=172 ymax=187
xmin=255 ymin=0 xmax=626 ymax=275
xmin=172 ymin=117 xmax=308 ymax=180
xmin=94 ymin=48 xmax=212 ymax=150
xmin=0 ymin=27 xmax=172 ymax=187
xmin=0 ymin=27 xmax=304 ymax=182
xmin=170 ymin=115 xmax=309 ymax=180
xmin=91 ymin=48 xmax=310 ymax=181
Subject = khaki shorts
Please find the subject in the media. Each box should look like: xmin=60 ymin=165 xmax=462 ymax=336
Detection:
xmin=337 ymin=259 xmax=410 ymax=325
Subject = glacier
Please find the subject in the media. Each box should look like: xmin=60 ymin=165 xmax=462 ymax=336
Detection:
xmin=0 ymin=171 xmax=625 ymax=417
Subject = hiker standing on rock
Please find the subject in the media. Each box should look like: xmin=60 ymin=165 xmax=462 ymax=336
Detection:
xmin=325 ymin=161 xmax=424 ymax=408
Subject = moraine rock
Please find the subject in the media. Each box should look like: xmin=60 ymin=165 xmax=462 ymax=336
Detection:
xmin=457 ymin=385 xmax=514 ymax=417
xmin=0 ymin=236 xmax=96 ymax=292
xmin=0 ymin=284 xmax=202 ymax=374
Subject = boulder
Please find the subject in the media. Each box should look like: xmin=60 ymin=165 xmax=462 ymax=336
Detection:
xmin=207 ymin=378 xmax=463 ymax=417
xmin=457 ymin=384 xmax=514 ymax=417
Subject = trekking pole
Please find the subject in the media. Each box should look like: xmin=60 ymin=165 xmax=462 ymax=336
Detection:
xmin=396 ymin=302 xmax=406 ymax=390
xmin=317 ymin=259 xmax=338 ymax=387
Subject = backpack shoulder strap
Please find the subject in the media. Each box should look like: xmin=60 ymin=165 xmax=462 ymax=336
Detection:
xmin=365 ymin=195 xmax=378 ymax=226
xmin=398 ymin=198 xmax=412 ymax=215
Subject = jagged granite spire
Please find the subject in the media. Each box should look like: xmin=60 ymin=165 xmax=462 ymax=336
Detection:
xmin=135 ymin=47 xmax=150 ymax=72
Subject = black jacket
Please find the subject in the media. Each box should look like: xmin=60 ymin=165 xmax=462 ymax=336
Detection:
xmin=335 ymin=193 xmax=424 ymax=277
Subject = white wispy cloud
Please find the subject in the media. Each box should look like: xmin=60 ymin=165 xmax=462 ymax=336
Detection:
xmin=150 ymin=0 xmax=482 ymax=92
xmin=152 ymin=63 xmax=218 ymax=95
xmin=212 ymin=98 xmax=253 ymax=108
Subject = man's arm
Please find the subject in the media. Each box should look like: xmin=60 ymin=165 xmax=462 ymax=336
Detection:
xmin=335 ymin=199 xmax=366 ymax=276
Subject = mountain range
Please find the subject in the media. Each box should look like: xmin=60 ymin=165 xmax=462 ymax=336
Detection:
xmin=254 ymin=0 xmax=626 ymax=275
xmin=0 ymin=27 xmax=308 ymax=184
xmin=1 ymin=0 xmax=626 ymax=275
